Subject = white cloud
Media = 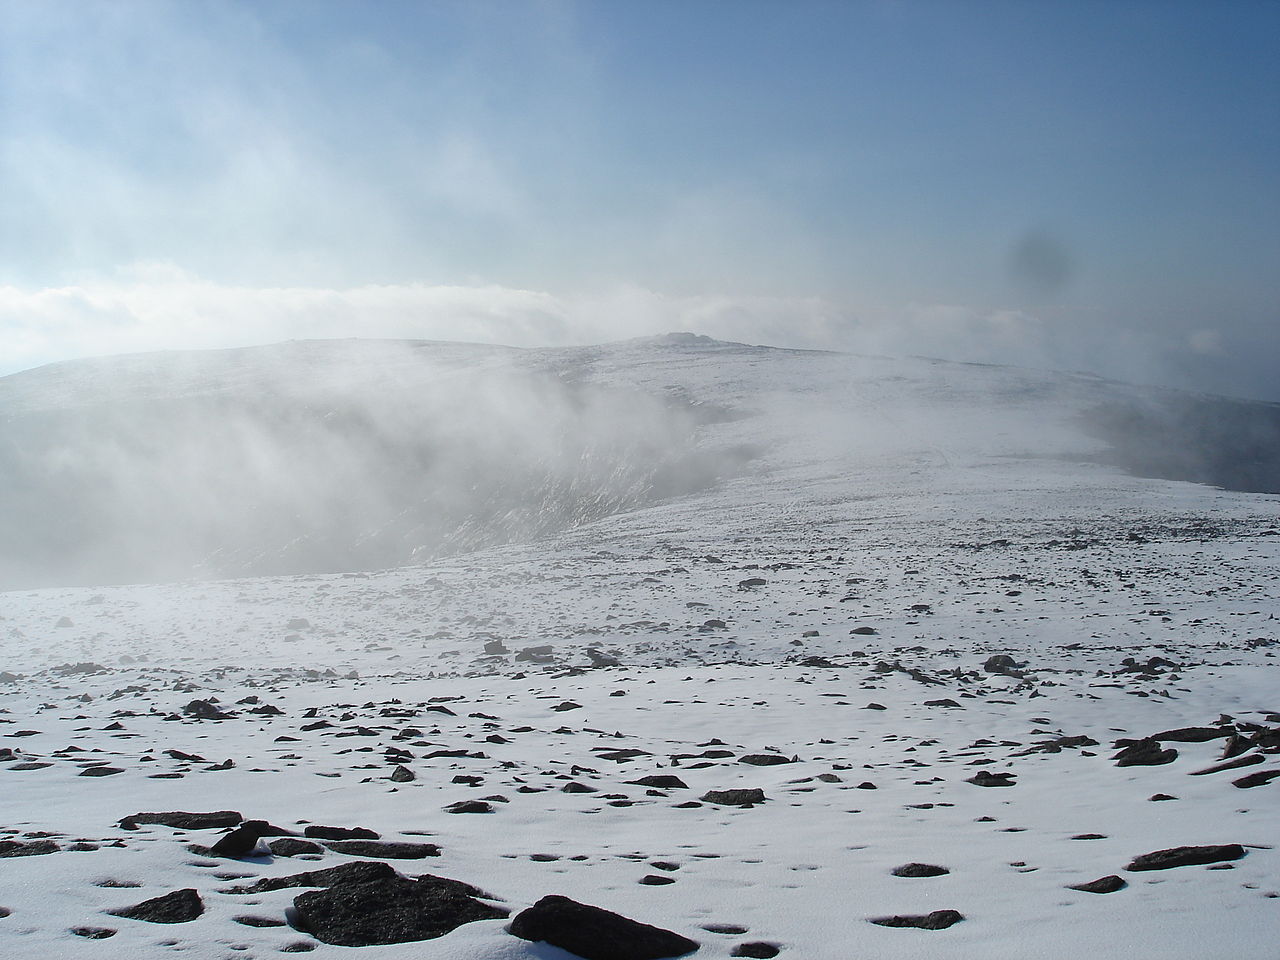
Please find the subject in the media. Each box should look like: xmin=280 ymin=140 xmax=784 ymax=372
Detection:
xmin=0 ymin=266 xmax=1067 ymax=378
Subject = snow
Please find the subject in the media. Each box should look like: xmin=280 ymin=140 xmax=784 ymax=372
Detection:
xmin=1 ymin=335 xmax=1277 ymax=958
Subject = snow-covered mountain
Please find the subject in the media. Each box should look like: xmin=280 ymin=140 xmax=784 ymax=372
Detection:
xmin=1 ymin=335 xmax=1277 ymax=959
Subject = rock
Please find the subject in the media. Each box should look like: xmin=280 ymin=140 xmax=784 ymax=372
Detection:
xmin=109 ymin=888 xmax=204 ymax=923
xmin=639 ymin=875 xmax=676 ymax=885
xmin=628 ymin=775 xmax=689 ymax=790
xmin=983 ymin=654 xmax=1023 ymax=675
xmin=0 ymin=840 xmax=59 ymax=857
xmin=389 ymin=765 xmax=416 ymax=782
xmin=1067 ymin=875 xmax=1127 ymax=893
xmin=304 ymin=825 xmax=379 ymax=841
xmin=1112 ymin=738 xmax=1177 ymax=766
xmin=1233 ymin=769 xmax=1280 ymax=789
xmin=326 ymin=840 xmax=441 ymax=859
xmin=231 ymin=861 xmax=396 ymax=894
xmin=738 ymin=754 xmax=794 ymax=766
xmin=966 ymin=770 xmax=1015 ymax=787
xmin=1126 ymin=844 xmax=1246 ymax=871
xmin=1191 ymin=754 xmax=1264 ymax=776
xmin=444 ymin=800 xmax=493 ymax=814
xmin=182 ymin=700 xmax=233 ymax=721
xmin=79 ymin=766 xmax=124 ymax=777
xmin=233 ymin=915 xmax=288 ymax=927
xmin=510 ymin=894 xmax=699 ymax=960
xmin=700 ymin=789 xmax=766 ymax=806
xmin=71 ymin=926 xmax=117 ymax=938
xmin=210 ymin=825 xmax=262 ymax=858
xmin=868 ymin=909 xmax=963 ymax=930
xmin=1149 ymin=794 xmax=1178 ymax=801
xmin=292 ymin=874 xmax=506 ymax=947
xmin=891 ymin=863 xmax=949 ymax=877
xmin=731 ymin=943 xmax=780 ymax=958
xmin=1151 ymin=726 xmax=1233 ymax=742
xmin=270 ymin=838 xmax=323 ymax=857
xmin=703 ymin=924 xmax=748 ymax=934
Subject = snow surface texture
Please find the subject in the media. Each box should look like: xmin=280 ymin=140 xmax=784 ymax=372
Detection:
xmin=1 ymin=333 xmax=1278 ymax=959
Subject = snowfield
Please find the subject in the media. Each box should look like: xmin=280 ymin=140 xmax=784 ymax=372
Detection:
xmin=1 ymin=334 xmax=1277 ymax=959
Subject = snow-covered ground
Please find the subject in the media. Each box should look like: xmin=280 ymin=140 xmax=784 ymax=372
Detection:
xmin=2 ymin=335 xmax=1278 ymax=959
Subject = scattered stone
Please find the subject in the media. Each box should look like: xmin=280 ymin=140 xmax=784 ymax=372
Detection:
xmin=701 ymin=789 xmax=766 ymax=806
xmin=1152 ymin=726 xmax=1232 ymax=742
xmin=738 ymin=754 xmax=794 ymax=766
xmin=891 ymin=863 xmax=949 ymax=877
xmin=640 ymin=875 xmax=676 ymax=885
xmin=71 ymin=926 xmax=117 ymax=938
xmin=292 ymin=874 xmax=506 ymax=946
xmin=629 ymin=775 xmax=689 ymax=789
xmin=0 ymin=839 xmax=58 ymax=857
xmin=444 ymin=800 xmax=493 ymax=814
xmin=233 ymin=915 xmax=288 ymax=927
xmin=868 ymin=909 xmax=963 ymax=930
xmin=703 ymin=924 xmax=748 ymax=934
xmin=1233 ymin=769 xmax=1280 ymax=789
xmin=231 ymin=861 xmax=396 ymax=894
xmin=270 ymin=838 xmax=323 ymax=857
xmin=731 ymin=943 xmax=780 ymax=958
xmin=109 ymin=888 xmax=204 ymax=923
xmin=1190 ymin=754 xmax=1263 ymax=776
xmin=966 ymin=770 xmax=1015 ymax=787
xmin=1126 ymin=844 xmax=1246 ymax=871
xmin=510 ymin=894 xmax=699 ymax=960
xmin=1067 ymin=875 xmax=1127 ymax=894
xmin=326 ymin=840 xmax=441 ymax=859
xmin=183 ymin=700 xmax=233 ymax=721
xmin=1149 ymin=794 xmax=1178 ymax=801
xmin=211 ymin=825 xmax=262 ymax=858
xmin=389 ymin=765 xmax=416 ymax=782
xmin=1112 ymin=738 xmax=1177 ymax=767
xmin=79 ymin=766 xmax=124 ymax=777
xmin=304 ymin=825 xmax=379 ymax=841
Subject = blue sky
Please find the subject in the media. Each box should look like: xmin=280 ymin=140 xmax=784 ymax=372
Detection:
xmin=1 ymin=0 xmax=1277 ymax=398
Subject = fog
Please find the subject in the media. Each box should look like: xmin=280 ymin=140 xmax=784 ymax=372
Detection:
xmin=0 ymin=340 xmax=752 ymax=591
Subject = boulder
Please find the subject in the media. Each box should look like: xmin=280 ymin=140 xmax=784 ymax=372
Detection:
xmin=510 ymin=895 xmax=698 ymax=960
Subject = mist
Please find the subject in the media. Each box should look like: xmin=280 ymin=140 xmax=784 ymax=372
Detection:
xmin=0 ymin=339 xmax=753 ymax=591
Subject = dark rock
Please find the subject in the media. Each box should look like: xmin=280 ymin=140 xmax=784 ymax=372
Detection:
xmin=120 ymin=811 xmax=242 ymax=831
xmin=71 ymin=927 xmax=117 ymax=938
xmin=1151 ymin=726 xmax=1233 ymax=742
xmin=109 ymin=888 xmax=204 ymax=923
xmin=703 ymin=923 xmax=748 ymax=934
xmin=731 ymin=943 xmax=780 ymax=958
xmin=231 ymin=860 xmax=397 ymax=894
xmin=444 ymin=800 xmax=493 ymax=814
xmin=304 ymin=825 xmax=379 ymax=841
xmin=389 ymin=765 xmax=416 ymax=782
xmin=210 ymin=825 xmax=262 ymax=858
xmin=738 ymin=754 xmax=794 ymax=766
xmin=510 ymin=894 xmax=698 ymax=960
xmin=269 ymin=838 xmax=324 ymax=857
xmin=868 ymin=909 xmax=963 ymax=930
xmin=183 ymin=700 xmax=233 ymax=720
xmin=233 ymin=915 xmax=287 ymax=927
xmin=1233 ymin=769 xmax=1280 ymax=789
xmin=1149 ymin=793 xmax=1178 ymax=801
xmin=639 ymin=875 xmax=676 ymax=885
xmin=629 ymin=775 xmax=689 ymax=790
xmin=1190 ymin=754 xmax=1263 ymax=776
xmin=1112 ymin=738 xmax=1177 ymax=766
xmin=1126 ymin=844 xmax=1246 ymax=871
xmin=891 ymin=863 xmax=949 ymax=877
xmin=924 ymin=699 xmax=962 ymax=708
xmin=700 ymin=789 xmax=766 ymax=806
xmin=326 ymin=840 xmax=441 ymax=859
xmin=966 ymin=770 xmax=1016 ymax=787
xmin=0 ymin=840 xmax=59 ymax=857
xmin=79 ymin=766 xmax=124 ymax=777
xmin=983 ymin=654 xmax=1023 ymax=675
xmin=292 ymin=875 xmax=506 ymax=947
xmin=1067 ymin=875 xmax=1127 ymax=893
